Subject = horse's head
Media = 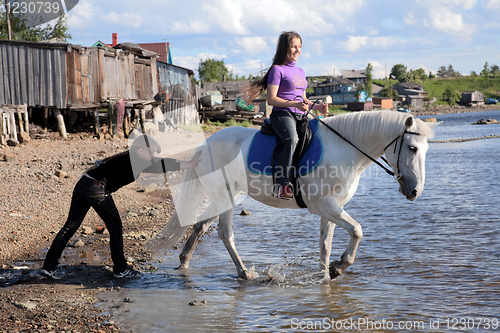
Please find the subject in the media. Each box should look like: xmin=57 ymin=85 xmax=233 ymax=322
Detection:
xmin=384 ymin=116 xmax=437 ymax=201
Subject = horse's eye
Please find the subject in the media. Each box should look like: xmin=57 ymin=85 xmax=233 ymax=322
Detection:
xmin=409 ymin=146 xmax=418 ymax=153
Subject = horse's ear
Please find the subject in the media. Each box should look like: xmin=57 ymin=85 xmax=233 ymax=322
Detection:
xmin=425 ymin=121 xmax=442 ymax=128
xmin=404 ymin=116 xmax=414 ymax=129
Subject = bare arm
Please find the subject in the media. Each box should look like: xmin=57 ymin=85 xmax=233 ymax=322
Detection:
xmin=267 ymin=84 xmax=309 ymax=112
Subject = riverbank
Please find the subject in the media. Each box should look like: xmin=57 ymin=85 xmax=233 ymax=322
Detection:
xmin=0 ymin=128 xmax=202 ymax=333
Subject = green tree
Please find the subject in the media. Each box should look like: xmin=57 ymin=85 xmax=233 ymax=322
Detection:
xmin=490 ymin=64 xmax=499 ymax=78
xmin=365 ymin=63 xmax=373 ymax=97
xmin=481 ymin=62 xmax=490 ymax=76
xmin=0 ymin=3 xmax=71 ymax=41
xmin=198 ymin=58 xmax=230 ymax=82
xmin=380 ymin=87 xmax=398 ymax=99
xmin=443 ymin=87 xmax=461 ymax=105
xmin=390 ymin=64 xmax=407 ymax=82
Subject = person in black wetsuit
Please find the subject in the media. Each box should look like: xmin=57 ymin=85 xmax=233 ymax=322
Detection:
xmin=41 ymin=135 xmax=202 ymax=279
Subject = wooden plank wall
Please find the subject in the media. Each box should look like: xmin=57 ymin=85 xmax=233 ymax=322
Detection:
xmin=0 ymin=43 xmax=67 ymax=108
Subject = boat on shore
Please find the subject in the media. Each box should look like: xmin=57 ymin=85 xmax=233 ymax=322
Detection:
xmin=200 ymin=91 xmax=223 ymax=107
xmin=397 ymin=106 xmax=411 ymax=113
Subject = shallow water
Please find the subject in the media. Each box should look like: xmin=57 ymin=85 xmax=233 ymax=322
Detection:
xmin=99 ymin=110 xmax=500 ymax=332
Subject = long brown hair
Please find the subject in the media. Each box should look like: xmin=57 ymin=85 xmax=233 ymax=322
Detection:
xmin=242 ymin=31 xmax=302 ymax=103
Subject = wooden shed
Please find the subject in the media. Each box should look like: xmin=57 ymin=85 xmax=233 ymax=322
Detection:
xmin=460 ymin=91 xmax=484 ymax=105
xmin=347 ymin=101 xmax=373 ymax=111
xmin=0 ymin=39 xmax=162 ymax=136
xmin=372 ymin=97 xmax=393 ymax=109
xmin=66 ymin=43 xmax=159 ymax=108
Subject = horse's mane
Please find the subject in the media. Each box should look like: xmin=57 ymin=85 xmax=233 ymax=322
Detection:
xmin=317 ymin=110 xmax=435 ymax=145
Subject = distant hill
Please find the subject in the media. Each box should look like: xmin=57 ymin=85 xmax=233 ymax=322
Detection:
xmin=423 ymin=76 xmax=500 ymax=101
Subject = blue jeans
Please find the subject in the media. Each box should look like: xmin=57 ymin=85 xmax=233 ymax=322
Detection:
xmin=270 ymin=111 xmax=299 ymax=187
xmin=43 ymin=176 xmax=127 ymax=273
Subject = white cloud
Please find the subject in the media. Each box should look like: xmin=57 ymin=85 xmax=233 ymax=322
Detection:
xmin=342 ymin=36 xmax=401 ymax=53
xmin=106 ymin=11 xmax=143 ymax=28
xmin=428 ymin=10 xmax=468 ymax=34
xmin=174 ymin=52 xmax=227 ymax=71
xmin=301 ymin=51 xmax=311 ymax=59
xmin=202 ymin=0 xmax=249 ymax=35
xmin=311 ymin=40 xmax=323 ymax=56
xmin=67 ymin=0 xmax=96 ymax=29
xmin=485 ymin=0 xmax=500 ymax=8
xmin=234 ymin=37 xmax=269 ymax=55
xmin=366 ymin=61 xmax=385 ymax=79
xmin=404 ymin=12 xmax=418 ymax=25
xmin=170 ymin=20 xmax=211 ymax=34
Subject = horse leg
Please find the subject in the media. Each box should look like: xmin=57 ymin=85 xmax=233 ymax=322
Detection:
xmin=319 ymin=217 xmax=336 ymax=278
xmin=317 ymin=200 xmax=363 ymax=279
xmin=177 ymin=216 xmax=218 ymax=269
xmin=218 ymin=209 xmax=254 ymax=280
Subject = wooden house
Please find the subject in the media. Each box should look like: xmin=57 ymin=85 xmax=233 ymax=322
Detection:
xmin=341 ymin=69 xmax=367 ymax=84
xmin=391 ymin=82 xmax=428 ymax=97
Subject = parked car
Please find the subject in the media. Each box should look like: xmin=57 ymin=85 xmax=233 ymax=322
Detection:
xmin=485 ymin=97 xmax=498 ymax=104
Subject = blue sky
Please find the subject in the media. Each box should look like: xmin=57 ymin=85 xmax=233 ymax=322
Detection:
xmin=65 ymin=0 xmax=500 ymax=79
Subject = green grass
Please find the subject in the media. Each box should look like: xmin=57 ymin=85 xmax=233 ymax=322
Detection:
xmin=373 ymin=78 xmax=399 ymax=87
xmin=327 ymin=105 xmax=350 ymax=115
xmin=423 ymin=76 xmax=500 ymax=101
xmin=201 ymin=118 xmax=254 ymax=132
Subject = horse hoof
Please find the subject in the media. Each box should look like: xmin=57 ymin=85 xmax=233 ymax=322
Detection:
xmin=329 ymin=260 xmax=342 ymax=279
xmin=175 ymin=264 xmax=189 ymax=270
xmin=238 ymin=270 xmax=257 ymax=280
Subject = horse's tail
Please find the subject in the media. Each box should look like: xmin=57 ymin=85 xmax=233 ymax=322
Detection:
xmin=144 ymin=166 xmax=210 ymax=252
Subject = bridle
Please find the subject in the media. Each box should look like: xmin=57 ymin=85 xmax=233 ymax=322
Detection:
xmin=380 ymin=129 xmax=423 ymax=180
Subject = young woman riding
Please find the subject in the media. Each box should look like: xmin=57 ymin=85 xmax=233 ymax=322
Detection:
xmin=245 ymin=31 xmax=328 ymax=199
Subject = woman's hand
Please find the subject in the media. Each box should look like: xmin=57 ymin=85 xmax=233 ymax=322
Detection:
xmin=295 ymin=101 xmax=309 ymax=112
xmin=310 ymin=101 xmax=329 ymax=115
xmin=318 ymin=101 xmax=329 ymax=115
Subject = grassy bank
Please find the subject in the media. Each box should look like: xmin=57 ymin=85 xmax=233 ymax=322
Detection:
xmin=423 ymin=76 xmax=500 ymax=101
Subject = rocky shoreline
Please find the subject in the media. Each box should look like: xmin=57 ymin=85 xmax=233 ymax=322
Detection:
xmin=411 ymin=103 xmax=499 ymax=116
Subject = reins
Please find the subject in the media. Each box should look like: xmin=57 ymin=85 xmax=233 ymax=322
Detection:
xmin=298 ymin=97 xmax=422 ymax=179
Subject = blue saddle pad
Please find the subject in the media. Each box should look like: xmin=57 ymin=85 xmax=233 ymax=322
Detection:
xmin=247 ymin=118 xmax=323 ymax=176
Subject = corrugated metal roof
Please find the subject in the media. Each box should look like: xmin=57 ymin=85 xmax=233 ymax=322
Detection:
xmin=139 ymin=43 xmax=169 ymax=64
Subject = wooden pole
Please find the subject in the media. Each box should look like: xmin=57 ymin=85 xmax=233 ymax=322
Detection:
xmin=4 ymin=1 xmax=12 ymax=40
xmin=54 ymin=108 xmax=67 ymax=138
xmin=22 ymin=104 xmax=29 ymax=133
xmin=0 ymin=111 xmax=4 ymax=145
xmin=43 ymin=107 xmax=48 ymax=130
xmin=9 ymin=111 xmax=18 ymax=141
xmin=123 ymin=108 xmax=130 ymax=137
xmin=139 ymin=108 xmax=146 ymax=134
xmin=93 ymin=108 xmax=100 ymax=137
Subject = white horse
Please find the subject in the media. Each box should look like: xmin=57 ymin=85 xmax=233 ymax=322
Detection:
xmin=158 ymin=110 xmax=437 ymax=280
